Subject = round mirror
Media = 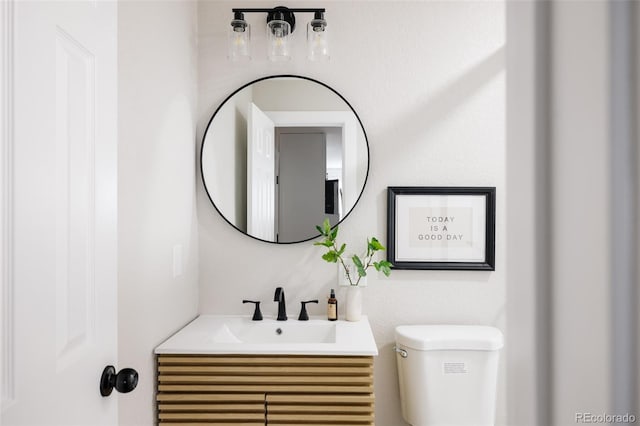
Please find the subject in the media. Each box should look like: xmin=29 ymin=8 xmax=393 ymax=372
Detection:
xmin=201 ymin=75 xmax=370 ymax=244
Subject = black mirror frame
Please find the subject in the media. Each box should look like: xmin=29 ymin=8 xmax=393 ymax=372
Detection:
xmin=200 ymin=74 xmax=371 ymax=245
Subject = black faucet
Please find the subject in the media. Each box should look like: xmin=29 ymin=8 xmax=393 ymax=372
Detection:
xmin=274 ymin=287 xmax=287 ymax=321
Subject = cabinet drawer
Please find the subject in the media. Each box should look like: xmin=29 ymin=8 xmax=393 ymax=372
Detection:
xmin=266 ymin=393 xmax=374 ymax=425
xmin=156 ymin=355 xmax=374 ymax=425
xmin=157 ymin=392 xmax=265 ymax=425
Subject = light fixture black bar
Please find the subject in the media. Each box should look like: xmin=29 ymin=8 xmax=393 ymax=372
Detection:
xmin=232 ymin=8 xmax=325 ymax=13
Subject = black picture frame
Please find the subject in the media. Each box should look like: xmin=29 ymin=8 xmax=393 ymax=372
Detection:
xmin=387 ymin=187 xmax=496 ymax=271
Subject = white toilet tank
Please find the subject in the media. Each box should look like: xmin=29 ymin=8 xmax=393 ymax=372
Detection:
xmin=395 ymin=325 xmax=504 ymax=426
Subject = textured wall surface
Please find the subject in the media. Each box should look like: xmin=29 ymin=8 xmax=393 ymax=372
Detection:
xmin=197 ymin=2 xmax=506 ymax=424
xmin=118 ymin=2 xmax=199 ymax=424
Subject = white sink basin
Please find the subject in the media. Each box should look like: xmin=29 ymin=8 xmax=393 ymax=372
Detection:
xmin=155 ymin=315 xmax=377 ymax=356
xmin=220 ymin=319 xmax=336 ymax=344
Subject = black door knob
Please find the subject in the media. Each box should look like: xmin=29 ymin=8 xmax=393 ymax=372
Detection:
xmin=100 ymin=365 xmax=138 ymax=397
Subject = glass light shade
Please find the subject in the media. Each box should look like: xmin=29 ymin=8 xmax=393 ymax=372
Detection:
xmin=228 ymin=19 xmax=251 ymax=61
xmin=267 ymin=19 xmax=291 ymax=61
xmin=307 ymin=18 xmax=329 ymax=61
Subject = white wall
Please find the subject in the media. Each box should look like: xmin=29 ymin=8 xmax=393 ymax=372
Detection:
xmin=505 ymin=1 xmax=550 ymax=424
xmin=118 ymin=1 xmax=199 ymax=425
xmin=197 ymin=2 xmax=506 ymax=425
xmin=252 ymin=79 xmax=350 ymax=111
xmin=202 ymin=85 xmax=251 ymax=231
xmin=550 ymin=3 xmax=612 ymax=421
xmin=507 ymin=1 xmax=640 ymax=424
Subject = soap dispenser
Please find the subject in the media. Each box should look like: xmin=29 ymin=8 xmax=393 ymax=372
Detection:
xmin=327 ymin=288 xmax=338 ymax=321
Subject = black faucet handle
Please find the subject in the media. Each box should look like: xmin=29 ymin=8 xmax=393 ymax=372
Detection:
xmin=298 ymin=299 xmax=319 ymax=321
xmin=242 ymin=300 xmax=263 ymax=321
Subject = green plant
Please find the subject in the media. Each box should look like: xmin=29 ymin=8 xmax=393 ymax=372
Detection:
xmin=314 ymin=218 xmax=393 ymax=286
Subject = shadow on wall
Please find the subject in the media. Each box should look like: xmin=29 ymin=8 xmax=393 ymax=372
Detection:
xmin=376 ymin=342 xmax=403 ymax=418
xmin=377 ymin=46 xmax=505 ymax=158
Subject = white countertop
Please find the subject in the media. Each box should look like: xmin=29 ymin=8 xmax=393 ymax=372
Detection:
xmin=155 ymin=314 xmax=378 ymax=356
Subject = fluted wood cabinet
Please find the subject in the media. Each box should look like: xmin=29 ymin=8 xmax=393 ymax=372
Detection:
xmin=156 ymin=354 xmax=375 ymax=426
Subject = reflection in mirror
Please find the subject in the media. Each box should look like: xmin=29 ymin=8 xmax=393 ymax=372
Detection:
xmin=201 ymin=76 xmax=369 ymax=243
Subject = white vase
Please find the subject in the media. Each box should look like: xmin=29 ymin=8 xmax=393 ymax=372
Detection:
xmin=345 ymin=286 xmax=363 ymax=322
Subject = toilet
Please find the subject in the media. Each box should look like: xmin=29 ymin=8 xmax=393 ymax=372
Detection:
xmin=394 ymin=325 xmax=504 ymax=426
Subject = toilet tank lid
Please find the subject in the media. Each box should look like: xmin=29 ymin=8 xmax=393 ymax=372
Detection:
xmin=395 ymin=325 xmax=504 ymax=351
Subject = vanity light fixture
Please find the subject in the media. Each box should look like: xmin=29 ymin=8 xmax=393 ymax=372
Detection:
xmin=229 ymin=12 xmax=251 ymax=62
xmin=228 ymin=7 xmax=329 ymax=62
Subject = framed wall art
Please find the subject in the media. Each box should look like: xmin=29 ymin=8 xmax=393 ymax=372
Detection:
xmin=387 ymin=187 xmax=496 ymax=270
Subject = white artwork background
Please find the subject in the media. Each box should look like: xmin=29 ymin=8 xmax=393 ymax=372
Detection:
xmin=395 ymin=194 xmax=487 ymax=262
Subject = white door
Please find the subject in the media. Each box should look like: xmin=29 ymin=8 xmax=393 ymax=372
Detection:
xmin=247 ymin=103 xmax=276 ymax=241
xmin=2 ymin=1 xmax=118 ymax=424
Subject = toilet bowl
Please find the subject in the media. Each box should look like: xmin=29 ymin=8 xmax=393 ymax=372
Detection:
xmin=395 ymin=325 xmax=504 ymax=426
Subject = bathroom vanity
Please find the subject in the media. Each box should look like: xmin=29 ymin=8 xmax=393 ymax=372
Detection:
xmin=155 ymin=315 xmax=378 ymax=425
